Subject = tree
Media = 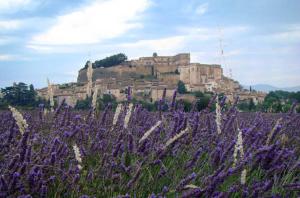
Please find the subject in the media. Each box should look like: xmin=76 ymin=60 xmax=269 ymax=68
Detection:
xmin=0 ymin=98 xmax=7 ymax=109
xmin=97 ymin=94 xmax=118 ymax=111
xmin=196 ymin=95 xmax=210 ymax=111
xmin=248 ymin=98 xmax=255 ymax=111
xmin=84 ymin=53 xmax=128 ymax=69
xmin=177 ymin=80 xmax=187 ymax=94
xmin=102 ymin=94 xmax=116 ymax=104
xmin=193 ymin=91 xmax=204 ymax=98
xmin=182 ymin=100 xmax=192 ymax=112
xmin=1 ymin=82 xmax=38 ymax=108
xmin=75 ymin=97 xmax=91 ymax=110
xmin=261 ymin=90 xmax=300 ymax=113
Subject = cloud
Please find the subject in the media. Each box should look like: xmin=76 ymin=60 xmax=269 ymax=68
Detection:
xmin=195 ymin=3 xmax=208 ymax=15
xmin=0 ymin=54 xmax=14 ymax=61
xmin=0 ymin=36 xmax=17 ymax=45
xmin=268 ymin=24 xmax=300 ymax=43
xmin=0 ymin=19 xmax=22 ymax=30
xmin=29 ymin=0 xmax=151 ymax=47
xmin=0 ymin=54 xmax=32 ymax=61
xmin=26 ymin=44 xmax=56 ymax=52
xmin=0 ymin=0 xmax=32 ymax=12
xmin=177 ymin=26 xmax=249 ymax=40
xmin=120 ymin=36 xmax=186 ymax=54
xmin=122 ymin=25 xmax=249 ymax=50
xmin=27 ymin=24 xmax=249 ymax=59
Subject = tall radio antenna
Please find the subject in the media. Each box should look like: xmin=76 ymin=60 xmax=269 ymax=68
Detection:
xmin=218 ymin=27 xmax=233 ymax=79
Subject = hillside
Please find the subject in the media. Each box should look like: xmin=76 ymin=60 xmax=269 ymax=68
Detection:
xmin=244 ymin=84 xmax=300 ymax=92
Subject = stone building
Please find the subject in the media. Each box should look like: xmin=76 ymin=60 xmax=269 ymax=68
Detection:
xmin=38 ymin=53 xmax=266 ymax=106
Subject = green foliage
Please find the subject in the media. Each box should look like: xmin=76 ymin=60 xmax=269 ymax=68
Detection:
xmin=132 ymin=97 xmax=156 ymax=111
xmin=248 ymin=98 xmax=255 ymax=111
xmin=102 ymin=94 xmax=116 ymax=104
xmin=75 ymin=97 xmax=91 ymax=110
xmin=140 ymin=101 xmax=156 ymax=111
xmin=0 ymin=82 xmax=40 ymax=109
xmin=296 ymin=105 xmax=300 ymax=113
xmin=75 ymin=94 xmax=118 ymax=111
xmin=238 ymin=98 xmax=256 ymax=112
xmin=0 ymin=98 xmax=8 ymax=109
xmin=84 ymin=53 xmax=127 ymax=69
xmin=193 ymin=92 xmax=211 ymax=111
xmin=181 ymin=100 xmax=192 ymax=112
xmin=98 ymin=94 xmax=118 ymax=111
xmin=193 ymin=91 xmax=204 ymax=98
xmin=177 ymin=80 xmax=187 ymax=94
xmin=261 ymin=90 xmax=300 ymax=113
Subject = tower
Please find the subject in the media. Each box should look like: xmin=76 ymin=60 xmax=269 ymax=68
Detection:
xmin=218 ymin=27 xmax=233 ymax=78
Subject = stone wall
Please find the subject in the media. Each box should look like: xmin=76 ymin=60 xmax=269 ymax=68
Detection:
xmin=178 ymin=66 xmax=190 ymax=84
xmin=189 ymin=63 xmax=222 ymax=85
xmin=177 ymin=94 xmax=196 ymax=103
xmin=77 ymin=65 xmax=143 ymax=83
xmin=158 ymin=73 xmax=180 ymax=86
xmin=178 ymin=63 xmax=223 ymax=92
xmin=150 ymin=87 xmax=176 ymax=101
xmin=77 ymin=53 xmax=190 ymax=83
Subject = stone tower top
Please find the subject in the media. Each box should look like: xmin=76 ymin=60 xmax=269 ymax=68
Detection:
xmin=137 ymin=53 xmax=190 ymax=66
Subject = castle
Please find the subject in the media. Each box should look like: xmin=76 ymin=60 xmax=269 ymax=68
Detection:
xmin=37 ymin=53 xmax=266 ymax=106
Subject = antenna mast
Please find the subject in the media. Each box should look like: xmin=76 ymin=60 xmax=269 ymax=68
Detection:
xmin=218 ymin=27 xmax=233 ymax=79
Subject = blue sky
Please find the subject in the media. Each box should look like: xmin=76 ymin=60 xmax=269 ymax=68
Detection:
xmin=0 ymin=0 xmax=299 ymax=88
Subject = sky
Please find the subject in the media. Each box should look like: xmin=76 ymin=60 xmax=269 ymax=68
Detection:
xmin=0 ymin=0 xmax=299 ymax=88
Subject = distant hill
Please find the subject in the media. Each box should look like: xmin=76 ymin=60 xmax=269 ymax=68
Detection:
xmin=243 ymin=84 xmax=300 ymax=93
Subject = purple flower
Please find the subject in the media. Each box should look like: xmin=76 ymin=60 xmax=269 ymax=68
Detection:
xmin=171 ymin=90 xmax=177 ymax=110
xmin=176 ymin=172 xmax=197 ymax=191
xmin=181 ymin=188 xmax=204 ymax=198
xmin=40 ymin=184 xmax=47 ymax=198
xmin=127 ymin=86 xmax=131 ymax=101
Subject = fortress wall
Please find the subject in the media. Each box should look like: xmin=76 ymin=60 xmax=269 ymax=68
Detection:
xmin=177 ymin=94 xmax=196 ymax=102
xmin=155 ymin=64 xmax=178 ymax=73
xmin=172 ymin=53 xmax=190 ymax=65
xmin=151 ymin=88 xmax=175 ymax=101
xmin=137 ymin=53 xmax=190 ymax=67
xmin=77 ymin=69 xmax=88 ymax=83
xmin=78 ymin=64 xmax=144 ymax=83
xmin=187 ymin=63 xmax=223 ymax=86
xmin=158 ymin=73 xmax=180 ymax=85
xmin=77 ymin=53 xmax=192 ymax=83
xmin=136 ymin=57 xmax=156 ymax=66
xmin=213 ymin=67 xmax=222 ymax=80
xmin=190 ymin=64 xmax=201 ymax=85
xmin=136 ymin=65 xmax=153 ymax=75
xmin=178 ymin=66 xmax=190 ymax=84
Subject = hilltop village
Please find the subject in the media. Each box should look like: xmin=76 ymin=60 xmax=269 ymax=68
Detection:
xmin=37 ymin=53 xmax=266 ymax=107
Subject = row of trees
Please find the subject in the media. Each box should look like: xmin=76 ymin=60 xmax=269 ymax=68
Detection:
xmin=0 ymin=82 xmax=46 ymax=109
xmin=74 ymin=93 xmax=212 ymax=113
xmin=237 ymin=90 xmax=300 ymax=113
xmin=178 ymin=80 xmax=300 ymax=113
xmin=83 ymin=53 xmax=128 ymax=69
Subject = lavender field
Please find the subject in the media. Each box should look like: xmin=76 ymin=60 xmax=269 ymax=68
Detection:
xmin=0 ymin=96 xmax=299 ymax=197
